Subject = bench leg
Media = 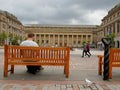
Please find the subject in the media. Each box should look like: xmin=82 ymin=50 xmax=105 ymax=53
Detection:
xmin=109 ymin=65 xmax=112 ymax=79
xmin=98 ymin=56 xmax=103 ymax=75
xmin=65 ymin=64 xmax=69 ymax=78
xmin=64 ymin=65 xmax=67 ymax=74
xmin=11 ymin=65 xmax=14 ymax=74
xmin=4 ymin=64 xmax=8 ymax=77
xmin=98 ymin=59 xmax=102 ymax=75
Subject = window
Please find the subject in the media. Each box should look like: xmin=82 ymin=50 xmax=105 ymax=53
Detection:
xmin=2 ymin=23 xmax=6 ymax=29
xmin=78 ymin=41 xmax=80 ymax=44
xmin=117 ymin=21 xmax=120 ymax=33
xmin=117 ymin=12 xmax=120 ymax=16
xmin=2 ymin=17 xmax=6 ymax=21
xmin=73 ymin=41 xmax=76 ymax=44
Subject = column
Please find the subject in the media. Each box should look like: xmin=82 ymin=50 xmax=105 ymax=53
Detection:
xmin=39 ymin=34 xmax=41 ymax=45
xmin=91 ymin=35 xmax=93 ymax=44
xmin=76 ymin=35 xmax=78 ymax=47
xmin=53 ymin=34 xmax=55 ymax=45
xmin=81 ymin=35 xmax=83 ymax=45
xmin=34 ymin=33 xmax=37 ymax=41
xmin=58 ymin=34 xmax=60 ymax=46
xmin=62 ymin=35 xmax=64 ymax=46
xmin=67 ymin=35 xmax=69 ymax=46
xmin=115 ymin=22 xmax=118 ymax=34
xmin=44 ymin=34 xmax=45 ymax=44
xmin=48 ymin=34 xmax=50 ymax=46
xmin=72 ymin=35 xmax=73 ymax=47
xmin=86 ymin=35 xmax=88 ymax=42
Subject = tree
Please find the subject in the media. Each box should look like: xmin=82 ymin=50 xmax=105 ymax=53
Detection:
xmin=106 ymin=33 xmax=115 ymax=47
xmin=0 ymin=32 xmax=7 ymax=45
xmin=8 ymin=33 xmax=14 ymax=41
xmin=106 ymin=33 xmax=115 ymax=41
xmin=8 ymin=33 xmax=14 ymax=45
xmin=11 ymin=36 xmax=20 ymax=45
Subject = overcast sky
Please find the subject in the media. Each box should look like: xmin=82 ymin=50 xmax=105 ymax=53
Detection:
xmin=0 ymin=0 xmax=119 ymax=25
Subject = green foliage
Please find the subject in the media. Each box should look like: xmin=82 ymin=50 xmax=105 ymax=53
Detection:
xmin=0 ymin=32 xmax=7 ymax=45
xmin=0 ymin=32 xmax=7 ymax=41
xmin=106 ymin=33 xmax=115 ymax=47
xmin=106 ymin=33 xmax=115 ymax=41
xmin=82 ymin=41 xmax=86 ymax=45
xmin=36 ymin=40 xmax=39 ymax=45
xmin=8 ymin=33 xmax=14 ymax=41
xmin=11 ymin=36 xmax=20 ymax=45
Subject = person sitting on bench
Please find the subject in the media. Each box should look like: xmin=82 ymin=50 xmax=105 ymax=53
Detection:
xmin=20 ymin=33 xmax=43 ymax=74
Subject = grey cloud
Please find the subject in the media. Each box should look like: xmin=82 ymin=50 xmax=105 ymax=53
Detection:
xmin=0 ymin=0 xmax=119 ymax=25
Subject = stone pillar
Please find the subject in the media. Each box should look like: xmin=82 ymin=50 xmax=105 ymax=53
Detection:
xmin=72 ymin=35 xmax=73 ymax=46
xmin=111 ymin=24 xmax=114 ymax=33
xmin=67 ymin=35 xmax=69 ymax=46
xmin=39 ymin=34 xmax=41 ymax=45
xmin=90 ymin=35 xmax=93 ymax=43
xmin=53 ymin=34 xmax=55 ymax=46
xmin=58 ymin=34 xmax=60 ymax=46
xmin=43 ymin=34 xmax=45 ymax=45
xmin=63 ymin=35 xmax=64 ymax=46
xmin=115 ymin=22 xmax=118 ymax=34
xmin=76 ymin=35 xmax=78 ymax=47
xmin=48 ymin=34 xmax=50 ymax=46
xmin=34 ymin=33 xmax=37 ymax=41
xmin=81 ymin=35 xmax=83 ymax=45
xmin=86 ymin=35 xmax=88 ymax=42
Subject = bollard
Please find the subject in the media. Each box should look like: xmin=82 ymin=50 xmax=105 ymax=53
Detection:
xmin=102 ymin=38 xmax=112 ymax=80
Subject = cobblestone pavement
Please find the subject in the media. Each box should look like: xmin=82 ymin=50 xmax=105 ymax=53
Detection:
xmin=0 ymin=48 xmax=120 ymax=90
xmin=0 ymin=80 xmax=120 ymax=90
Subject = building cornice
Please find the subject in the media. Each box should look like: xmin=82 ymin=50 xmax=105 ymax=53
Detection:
xmin=24 ymin=24 xmax=98 ymax=28
xmin=0 ymin=9 xmax=22 ymax=25
xmin=102 ymin=3 xmax=120 ymax=21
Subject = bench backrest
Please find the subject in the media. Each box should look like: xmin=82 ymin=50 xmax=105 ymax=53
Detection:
xmin=4 ymin=45 xmax=70 ymax=65
xmin=109 ymin=48 xmax=120 ymax=67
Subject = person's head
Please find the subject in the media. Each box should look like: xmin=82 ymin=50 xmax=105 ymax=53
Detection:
xmin=27 ymin=33 xmax=35 ymax=40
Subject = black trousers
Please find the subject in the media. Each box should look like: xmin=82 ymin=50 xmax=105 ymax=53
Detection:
xmin=26 ymin=66 xmax=40 ymax=73
xmin=82 ymin=50 xmax=89 ymax=57
xmin=87 ymin=50 xmax=91 ymax=56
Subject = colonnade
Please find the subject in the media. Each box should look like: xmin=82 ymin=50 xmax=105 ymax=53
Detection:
xmin=34 ymin=33 xmax=92 ymax=47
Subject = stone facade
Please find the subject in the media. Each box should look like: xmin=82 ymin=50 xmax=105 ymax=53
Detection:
xmin=97 ymin=3 xmax=120 ymax=48
xmin=24 ymin=25 xmax=98 ymax=47
xmin=0 ymin=10 xmax=25 ymax=45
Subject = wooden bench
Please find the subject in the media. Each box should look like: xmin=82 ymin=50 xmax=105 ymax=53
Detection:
xmin=4 ymin=45 xmax=70 ymax=78
xmin=98 ymin=48 xmax=120 ymax=79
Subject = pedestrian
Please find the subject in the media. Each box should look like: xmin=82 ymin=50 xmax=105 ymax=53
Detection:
xmin=82 ymin=42 xmax=90 ymax=57
xmin=20 ymin=33 xmax=43 ymax=74
xmin=86 ymin=43 xmax=91 ymax=57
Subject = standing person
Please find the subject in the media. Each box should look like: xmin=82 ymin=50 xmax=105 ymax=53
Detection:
xmin=82 ymin=42 xmax=90 ymax=57
xmin=20 ymin=33 xmax=43 ymax=74
xmin=86 ymin=43 xmax=91 ymax=57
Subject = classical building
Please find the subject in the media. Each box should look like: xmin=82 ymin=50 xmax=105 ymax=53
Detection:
xmin=97 ymin=3 xmax=120 ymax=48
xmin=0 ymin=10 xmax=26 ymax=45
xmin=24 ymin=24 xmax=98 ymax=47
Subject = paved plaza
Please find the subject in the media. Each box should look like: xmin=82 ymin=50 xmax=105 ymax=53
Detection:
xmin=0 ymin=48 xmax=120 ymax=90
